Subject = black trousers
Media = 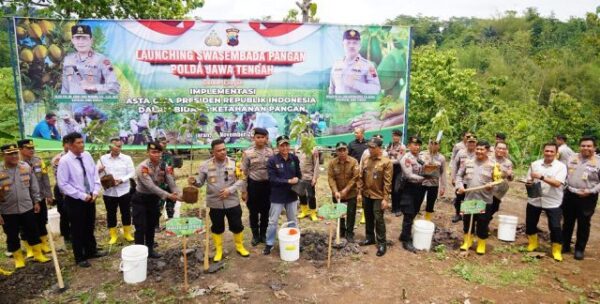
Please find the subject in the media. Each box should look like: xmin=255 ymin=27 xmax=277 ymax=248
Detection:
xmin=158 ymin=199 xmax=176 ymax=219
xmin=299 ymin=182 xmax=317 ymax=209
xmin=54 ymin=185 xmax=71 ymax=239
xmin=132 ymin=193 xmax=160 ymax=251
xmin=526 ymin=204 xmax=562 ymax=244
xmin=332 ymin=196 xmax=357 ymax=237
xmin=391 ymin=164 xmax=403 ymax=213
xmin=247 ymin=179 xmax=270 ymax=234
xmin=489 ymin=196 xmax=501 ymax=220
xmin=562 ymin=190 xmax=598 ymax=252
xmin=2 ymin=210 xmax=41 ymax=252
xmin=103 ymin=193 xmax=132 ymax=228
xmin=453 ymin=184 xmax=467 ymax=216
xmin=20 ymin=198 xmax=49 ymax=241
xmin=363 ymin=197 xmax=386 ymax=245
xmin=423 ymin=185 xmax=439 ymax=213
xmin=462 ymin=203 xmax=494 ymax=239
xmin=65 ymin=196 xmax=98 ymax=263
xmin=399 ymin=183 xmax=426 ymax=242
xmin=210 ymin=205 xmax=244 ymax=234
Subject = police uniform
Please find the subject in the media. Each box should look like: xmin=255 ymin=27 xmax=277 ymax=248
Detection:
xmin=191 ymin=155 xmax=248 ymax=261
xmin=420 ymin=148 xmax=447 ymax=218
xmin=387 ymin=137 xmax=406 ymax=214
xmin=133 ymin=143 xmax=180 ymax=258
xmin=18 ymin=139 xmax=52 ymax=252
xmin=456 ymin=155 xmax=497 ymax=254
xmin=157 ymin=149 xmax=176 ymax=223
xmin=328 ymin=30 xmax=381 ymax=95
xmin=241 ymin=128 xmax=273 ymax=245
xmin=398 ymin=137 xmax=426 ymax=251
xmin=327 ymin=142 xmax=359 ymax=241
xmin=61 ymin=25 xmax=120 ymax=95
xmin=490 ymin=156 xmax=513 ymax=219
xmin=562 ymin=153 xmax=600 ymax=259
xmin=451 ymin=138 xmax=477 ymax=220
xmin=297 ymin=147 xmax=320 ymax=220
xmin=0 ymin=144 xmax=49 ymax=268
xmin=357 ymin=137 xmax=392 ymax=254
xmin=51 ymin=150 xmax=70 ymax=240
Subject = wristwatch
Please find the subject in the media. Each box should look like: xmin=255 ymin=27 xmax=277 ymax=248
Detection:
xmin=540 ymin=176 xmax=545 ymax=181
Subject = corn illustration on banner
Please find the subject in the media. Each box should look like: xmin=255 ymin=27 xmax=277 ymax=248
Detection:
xmin=10 ymin=18 xmax=411 ymax=149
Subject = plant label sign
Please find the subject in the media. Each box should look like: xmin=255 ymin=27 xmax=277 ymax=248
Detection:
xmin=460 ymin=200 xmax=486 ymax=215
xmin=166 ymin=217 xmax=205 ymax=237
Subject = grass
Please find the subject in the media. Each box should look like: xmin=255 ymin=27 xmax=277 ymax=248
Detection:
xmin=433 ymin=244 xmax=448 ymax=260
xmin=451 ymin=260 xmax=539 ymax=287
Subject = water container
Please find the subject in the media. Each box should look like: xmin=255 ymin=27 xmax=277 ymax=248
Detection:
xmin=412 ymin=220 xmax=435 ymax=251
xmin=47 ymin=208 xmax=61 ymax=234
xmin=497 ymin=215 xmax=518 ymax=242
xmin=120 ymin=245 xmax=148 ymax=284
xmin=278 ymin=221 xmax=300 ymax=262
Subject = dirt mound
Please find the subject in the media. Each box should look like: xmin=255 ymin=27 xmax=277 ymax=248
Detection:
xmin=431 ymin=226 xmax=460 ymax=249
xmin=0 ymin=261 xmax=55 ymax=304
xmin=300 ymin=230 xmax=365 ymax=264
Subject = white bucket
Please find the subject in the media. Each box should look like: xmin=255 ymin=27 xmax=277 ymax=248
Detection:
xmin=497 ymin=215 xmax=518 ymax=242
xmin=173 ymin=201 xmax=182 ymax=218
xmin=47 ymin=208 xmax=61 ymax=234
xmin=412 ymin=220 xmax=435 ymax=251
xmin=119 ymin=245 xmax=148 ymax=284
xmin=278 ymin=221 xmax=300 ymax=262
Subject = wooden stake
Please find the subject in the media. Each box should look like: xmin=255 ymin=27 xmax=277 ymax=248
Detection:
xmin=183 ymin=236 xmax=188 ymax=291
xmin=327 ymin=222 xmax=333 ymax=269
xmin=203 ymin=207 xmax=210 ymax=272
xmin=45 ymin=224 xmax=64 ymax=290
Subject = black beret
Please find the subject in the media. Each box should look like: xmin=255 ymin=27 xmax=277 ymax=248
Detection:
xmin=253 ymin=128 xmax=268 ymax=136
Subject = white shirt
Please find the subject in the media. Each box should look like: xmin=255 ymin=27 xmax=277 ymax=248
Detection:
xmin=97 ymin=152 xmax=135 ymax=197
xmin=526 ymin=159 xmax=567 ymax=209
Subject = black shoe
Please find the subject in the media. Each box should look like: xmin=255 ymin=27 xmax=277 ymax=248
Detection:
xmin=574 ymin=250 xmax=584 ymax=260
xmin=451 ymin=214 xmax=462 ymax=223
xmin=346 ymin=234 xmax=355 ymax=243
xmin=359 ymin=239 xmax=376 ymax=246
xmin=376 ymin=244 xmax=386 ymax=257
xmin=562 ymin=245 xmax=571 ymax=253
xmin=402 ymin=241 xmax=417 ymax=253
xmin=148 ymin=251 xmax=162 ymax=259
xmin=251 ymin=229 xmax=260 ymax=246
xmin=77 ymin=260 xmax=91 ymax=268
xmin=260 ymin=233 xmax=267 ymax=244
xmin=87 ymin=251 xmax=106 ymax=259
xmin=263 ymin=245 xmax=273 ymax=255
xmin=153 ymin=242 xmax=159 ymax=248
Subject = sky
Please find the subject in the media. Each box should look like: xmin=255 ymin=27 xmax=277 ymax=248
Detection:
xmin=194 ymin=0 xmax=598 ymax=24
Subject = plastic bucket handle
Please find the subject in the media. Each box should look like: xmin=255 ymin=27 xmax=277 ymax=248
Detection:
xmin=119 ymin=261 xmax=141 ymax=273
xmin=280 ymin=221 xmax=298 ymax=230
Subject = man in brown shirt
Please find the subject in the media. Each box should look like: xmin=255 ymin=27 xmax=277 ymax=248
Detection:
xmin=328 ymin=142 xmax=359 ymax=242
xmin=357 ymin=137 xmax=392 ymax=256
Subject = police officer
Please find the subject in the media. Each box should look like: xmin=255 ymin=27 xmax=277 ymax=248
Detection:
xmin=296 ymin=145 xmax=320 ymax=222
xmin=241 ymin=128 xmax=273 ymax=246
xmin=61 ymin=24 xmax=120 ymax=95
xmin=489 ymin=141 xmax=514 ymax=219
xmin=555 ymin=134 xmax=575 ymax=166
xmin=456 ymin=140 xmax=498 ymax=255
xmin=18 ymin=139 xmax=53 ymax=254
xmin=328 ymin=142 xmax=360 ymax=242
xmin=157 ymin=136 xmax=176 ymax=228
xmin=51 ymin=138 xmax=71 ymax=241
xmin=188 ymin=139 xmax=249 ymax=262
xmin=329 ymin=29 xmax=381 ymax=95
xmin=420 ymin=139 xmax=447 ymax=221
xmin=525 ymin=142 xmax=566 ymax=261
xmin=133 ymin=142 xmax=180 ymax=259
xmin=1 ymin=143 xmax=50 ymax=269
xmin=398 ymin=136 xmax=425 ymax=253
xmin=562 ymin=136 xmax=600 ymax=260
xmin=451 ymin=131 xmax=473 ymax=165
xmin=357 ymin=136 xmax=392 ymax=257
xmin=451 ymin=135 xmax=477 ymax=223
xmin=387 ymin=129 xmax=405 ymax=216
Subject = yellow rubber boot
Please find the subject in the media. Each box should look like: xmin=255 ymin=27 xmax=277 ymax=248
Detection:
xmin=424 ymin=212 xmax=433 ymax=221
xmin=309 ymin=209 xmax=319 ymax=221
xmin=552 ymin=243 xmax=563 ymax=262
xmin=39 ymin=235 xmax=52 ymax=253
xmin=297 ymin=204 xmax=309 ymax=219
xmin=233 ymin=232 xmax=250 ymax=257
xmin=212 ymin=233 xmax=223 ymax=262
xmin=476 ymin=239 xmax=486 ymax=255
xmin=108 ymin=227 xmax=118 ymax=245
xmin=460 ymin=234 xmax=473 ymax=251
xmin=21 ymin=241 xmax=33 ymax=259
xmin=360 ymin=210 xmax=366 ymax=224
xmin=527 ymin=234 xmax=539 ymax=252
xmin=0 ymin=267 xmax=12 ymax=276
xmin=122 ymin=225 xmax=135 ymax=242
xmin=13 ymin=250 xmax=26 ymax=269
xmin=32 ymin=244 xmax=50 ymax=263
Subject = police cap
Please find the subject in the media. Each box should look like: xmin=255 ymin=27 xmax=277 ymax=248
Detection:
xmin=72 ymin=25 xmax=92 ymax=37
xmin=17 ymin=139 xmax=35 ymax=149
xmin=147 ymin=142 xmax=163 ymax=152
xmin=343 ymin=29 xmax=360 ymax=41
xmin=253 ymin=127 xmax=268 ymax=136
xmin=1 ymin=144 xmax=19 ymax=154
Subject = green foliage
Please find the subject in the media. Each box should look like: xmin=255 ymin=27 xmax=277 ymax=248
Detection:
xmin=83 ymin=118 xmax=118 ymax=159
xmin=289 ymin=114 xmax=316 ymax=155
xmin=0 ymin=68 xmax=19 ymax=144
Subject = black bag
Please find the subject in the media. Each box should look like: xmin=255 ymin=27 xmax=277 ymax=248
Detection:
xmin=525 ymin=182 xmax=542 ymax=198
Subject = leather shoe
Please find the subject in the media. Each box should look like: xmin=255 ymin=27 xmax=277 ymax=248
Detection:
xmin=451 ymin=214 xmax=462 ymax=223
xmin=376 ymin=244 xmax=386 ymax=257
xmin=87 ymin=251 xmax=106 ymax=259
xmin=77 ymin=260 xmax=91 ymax=268
xmin=263 ymin=245 xmax=273 ymax=255
xmin=148 ymin=251 xmax=162 ymax=259
xmin=402 ymin=241 xmax=417 ymax=253
xmin=574 ymin=250 xmax=584 ymax=260
xmin=359 ymin=239 xmax=376 ymax=246
xmin=251 ymin=236 xmax=261 ymax=247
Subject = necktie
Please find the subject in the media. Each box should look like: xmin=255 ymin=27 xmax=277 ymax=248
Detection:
xmin=76 ymin=156 xmax=91 ymax=194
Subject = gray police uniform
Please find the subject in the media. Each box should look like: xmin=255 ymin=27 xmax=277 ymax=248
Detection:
xmin=329 ymin=55 xmax=381 ymax=94
xmin=61 ymin=51 xmax=120 ymax=94
xmin=0 ymin=162 xmax=42 ymax=252
xmin=241 ymin=145 xmax=273 ymax=238
xmin=192 ymin=157 xmax=246 ymax=234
